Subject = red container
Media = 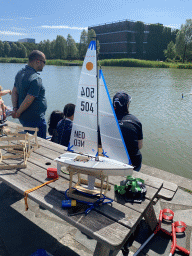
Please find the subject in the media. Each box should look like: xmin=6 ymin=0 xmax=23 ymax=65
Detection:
xmin=47 ymin=168 xmax=58 ymax=179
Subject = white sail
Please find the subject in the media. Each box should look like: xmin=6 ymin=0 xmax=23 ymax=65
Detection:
xmin=68 ymin=41 xmax=98 ymax=156
xmin=99 ymin=69 xmax=132 ymax=165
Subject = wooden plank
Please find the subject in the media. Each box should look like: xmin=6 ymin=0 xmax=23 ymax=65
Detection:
xmin=0 ymin=135 xmax=26 ymax=141
xmin=93 ymin=242 xmax=111 ymax=256
xmin=133 ymin=171 xmax=178 ymax=200
xmin=0 ymin=168 xmax=131 ymax=251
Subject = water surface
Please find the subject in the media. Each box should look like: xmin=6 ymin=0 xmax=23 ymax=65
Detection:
xmin=1 ymin=63 xmax=192 ymax=180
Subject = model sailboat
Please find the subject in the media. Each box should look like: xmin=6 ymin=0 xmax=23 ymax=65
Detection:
xmin=55 ymin=40 xmax=133 ymax=189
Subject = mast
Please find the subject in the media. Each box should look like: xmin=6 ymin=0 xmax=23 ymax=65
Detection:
xmin=95 ymin=37 xmax=99 ymax=161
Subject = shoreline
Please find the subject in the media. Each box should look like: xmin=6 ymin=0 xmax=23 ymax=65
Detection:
xmin=141 ymin=163 xmax=192 ymax=192
xmin=1 ymin=57 xmax=192 ymax=69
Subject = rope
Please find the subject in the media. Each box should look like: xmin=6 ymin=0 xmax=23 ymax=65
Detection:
xmin=24 ymin=178 xmax=58 ymax=211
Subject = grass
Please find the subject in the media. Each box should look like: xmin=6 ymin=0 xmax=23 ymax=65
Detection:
xmin=180 ymin=187 xmax=192 ymax=194
xmin=0 ymin=57 xmax=28 ymax=63
xmin=0 ymin=57 xmax=192 ymax=69
xmin=99 ymin=58 xmax=171 ymax=68
xmin=46 ymin=59 xmax=83 ymax=66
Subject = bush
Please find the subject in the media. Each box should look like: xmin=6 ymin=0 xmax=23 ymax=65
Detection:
xmin=99 ymin=58 xmax=170 ymax=68
xmin=177 ymin=64 xmax=192 ymax=69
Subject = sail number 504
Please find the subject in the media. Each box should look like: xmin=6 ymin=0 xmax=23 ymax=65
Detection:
xmin=81 ymin=87 xmax=94 ymax=98
xmin=81 ymin=101 xmax=94 ymax=113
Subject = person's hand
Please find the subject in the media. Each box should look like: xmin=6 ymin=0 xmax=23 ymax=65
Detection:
xmin=9 ymin=90 xmax=12 ymax=95
xmin=12 ymin=109 xmax=20 ymax=118
xmin=12 ymin=110 xmax=17 ymax=118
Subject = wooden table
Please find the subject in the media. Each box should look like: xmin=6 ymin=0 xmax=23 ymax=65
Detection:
xmin=0 ymin=121 xmax=178 ymax=256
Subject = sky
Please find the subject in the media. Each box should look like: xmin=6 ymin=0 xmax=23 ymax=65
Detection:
xmin=0 ymin=0 xmax=191 ymax=43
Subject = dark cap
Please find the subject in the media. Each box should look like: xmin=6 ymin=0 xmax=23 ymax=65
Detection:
xmin=113 ymin=91 xmax=132 ymax=108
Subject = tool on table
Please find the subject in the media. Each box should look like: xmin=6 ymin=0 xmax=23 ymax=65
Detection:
xmin=63 ymin=188 xmax=113 ymax=216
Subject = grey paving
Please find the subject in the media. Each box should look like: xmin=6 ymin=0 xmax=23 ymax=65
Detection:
xmin=0 ymin=165 xmax=192 ymax=256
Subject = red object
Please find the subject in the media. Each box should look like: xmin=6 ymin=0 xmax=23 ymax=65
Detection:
xmin=47 ymin=168 xmax=58 ymax=179
xmin=170 ymin=221 xmax=189 ymax=256
xmin=154 ymin=209 xmax=190 ymax=256
xmin=134 ymin=209 xmax=190 ymax=256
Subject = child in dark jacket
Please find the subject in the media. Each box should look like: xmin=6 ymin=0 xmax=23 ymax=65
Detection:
xmin=57 ymin=103 xmax=75 ymax=147
xmin=48 ymin=110 xmax=63 ymax=143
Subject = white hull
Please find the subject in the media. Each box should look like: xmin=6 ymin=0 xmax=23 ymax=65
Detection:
xmin=55 ymin=152 xmax=133 ymax=176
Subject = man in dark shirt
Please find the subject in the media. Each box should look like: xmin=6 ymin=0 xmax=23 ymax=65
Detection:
xmin=113 ymin=91 xmax=143 ymax=171
xmin=12 ymin=50 xmax=47 ymax=138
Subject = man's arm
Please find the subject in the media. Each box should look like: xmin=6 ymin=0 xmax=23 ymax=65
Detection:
xmin=138 ymin=139 xmax=143 ymax=150
xmin=11 ymin=87 xmax=18 ymax=109
xmin=11 ymin=87 xmax=19 ymax=118
xmin=15 ymin=94 xmax=35 ymax=118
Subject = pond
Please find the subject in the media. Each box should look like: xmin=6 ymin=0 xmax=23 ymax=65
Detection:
xmin=1 ymin=63 xmax=192 ymax=180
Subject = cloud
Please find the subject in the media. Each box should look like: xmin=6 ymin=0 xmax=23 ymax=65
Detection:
xmin=0 ymin=31 xmax=26 ymax=36
xmin=165 ymin=24 xmax=181 ymax=29
xmin=0 ymin=17 xmax=32 ymax=21
xmin=41 ymin=25 xmax=87 ymax=30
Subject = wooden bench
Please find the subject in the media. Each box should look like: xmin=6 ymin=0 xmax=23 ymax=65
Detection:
xmin=0 ymin=121 xmax=178 ymax=256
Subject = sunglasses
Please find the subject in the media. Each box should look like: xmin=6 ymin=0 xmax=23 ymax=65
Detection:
xmin=37 ymin=59 xmax=46 ymax=64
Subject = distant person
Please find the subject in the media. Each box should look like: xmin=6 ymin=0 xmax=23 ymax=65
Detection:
xmin=57 ymin=103 xmax=75 ymax=147
xmin=113 ymin=91 xmax=143 ymax=171
xmin=48 ymin=110 xmax=63 ymax=143
xmin=11 ymin=50 xmax=47 ymax=139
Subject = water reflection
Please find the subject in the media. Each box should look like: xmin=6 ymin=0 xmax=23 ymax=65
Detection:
xmin=1 ymin=63 xmax=192 ymax=179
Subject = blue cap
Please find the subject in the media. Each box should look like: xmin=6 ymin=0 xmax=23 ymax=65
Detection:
xmin=113 ymin=91 xmax=132 ymax=108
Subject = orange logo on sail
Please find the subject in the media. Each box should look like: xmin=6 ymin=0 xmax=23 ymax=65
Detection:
xmin=86 ymin=62 xmax=93 ymax=71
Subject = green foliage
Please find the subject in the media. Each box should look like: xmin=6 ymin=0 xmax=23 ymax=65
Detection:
xmin=99 ymin=58 xmax=170 ymax=68
xmin=79 ymin=30 xmax=88 ymax=60
xmin=175 ymin=19 xmax=192 ymax=62
xmin=177 ymin=63 xmax=192 ymax=69
xmin=4 ymin=42 xmax=11 ymax=57
xmin=67 ymin=34 xmax=79 ymax=60
xmin=164 ymin=41 xmax=176 ymax=59
xmin=0 ymin=41 xmax=4 ymax=57
xmin=0 ymin=57 xmax=27 ymax=63
xmin=55 ymin=35 xmax=67 ymax=59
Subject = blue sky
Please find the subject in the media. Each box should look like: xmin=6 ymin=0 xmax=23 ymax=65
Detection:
xmin=0 ymin=0 xmax=191 ymax=43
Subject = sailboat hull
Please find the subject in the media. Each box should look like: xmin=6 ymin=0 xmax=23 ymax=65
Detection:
xmin=55 ymin=152 xmax=133 ymax=176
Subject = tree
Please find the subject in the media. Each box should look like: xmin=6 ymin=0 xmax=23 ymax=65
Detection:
xmin=19 ymin=43 xmax=27 ymax=58
xmin=50 ymin=40 xmax=56 ymax=59
xmin=79 ymin=30 xmax=88 ymax=59
xmin=23 ymin=42 xmax=37 ymax=57
xmin=164 ymin=41 xmax=176 ymax=60
xmin=175 ymin=19 xmax=192 ymax=62
xmin=0 ymin=41 xmax=4 ymax=57
xmin=10 ymin=43 xmax=18 ymax=57
xmin=88 ymin=29 xmax=100 ymax=55
xmin=67 ymin=34 xmax=78 ymax=60
xmin=43 ymin=40 xmax=52 ymax=59
xmin=55 ymin=35 xmax=67 ymax=59
xmin=4 ymin=42 xmax=11 ymax=57
xmin=161 ymin=27 xmax=172 ymax=59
